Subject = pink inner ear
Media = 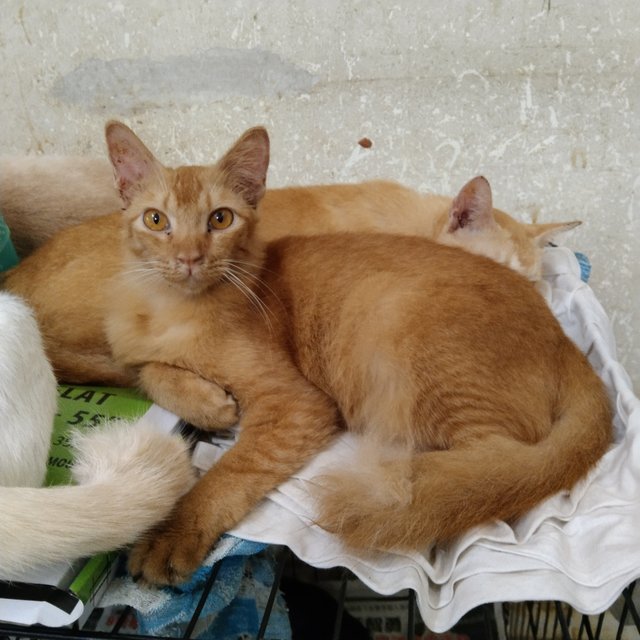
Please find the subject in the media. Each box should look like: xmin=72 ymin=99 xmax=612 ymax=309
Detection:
xmin=218 ymin=127 xmax=270 ymax=207
xmin=107 ymin=130 xmax=158 ymax=206
xmin=448 ymin=176 xmax=494 ymax=233
xmin=113 ymin=151 xmax=149 ymax=194
xmin=449 ymin=204 xmax=470 ymax=231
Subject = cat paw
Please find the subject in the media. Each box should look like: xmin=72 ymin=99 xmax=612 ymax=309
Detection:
xmin=128 ymin=515 xmax=217 ymax=586
xmin=189 ymin=389 xmax=239 ymax=431
xmin=210 ymin=392 xmax=239 ymax=429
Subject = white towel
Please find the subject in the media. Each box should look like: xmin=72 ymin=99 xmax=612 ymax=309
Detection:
xmin=226 ymin=246 xmax=640 ymax=632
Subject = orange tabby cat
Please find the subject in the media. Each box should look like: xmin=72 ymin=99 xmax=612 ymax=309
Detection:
xmin=81 ymin=122 xmax=609 ymax=585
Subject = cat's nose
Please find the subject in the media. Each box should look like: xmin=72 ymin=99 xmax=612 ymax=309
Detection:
xmin=177 ymin=254 xmax=204 ymax=272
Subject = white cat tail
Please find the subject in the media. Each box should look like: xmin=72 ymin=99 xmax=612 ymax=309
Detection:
xmin=0 ymin=291 xmax=57 ymax=487
xmin=0 ymin=419 xmax=195 ymax=580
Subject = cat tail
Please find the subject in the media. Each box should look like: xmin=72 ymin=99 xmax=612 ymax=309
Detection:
xmin=318 ymin=351 xmax=612 ymax=551
xmin=0 ymin=419 xmax=195 ymax=580
xmin=0 ymin=156 xmax=119 ymax=256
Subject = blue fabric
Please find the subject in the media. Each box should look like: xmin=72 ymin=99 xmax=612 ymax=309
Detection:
xmin=574 ymin=252 xmax=591 ymax=283
xmin=135 ymin=537 xmax=290 ymax=640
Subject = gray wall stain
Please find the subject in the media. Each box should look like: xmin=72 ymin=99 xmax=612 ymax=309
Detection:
xmin=51 ymin=48 xmax=318 ymax=112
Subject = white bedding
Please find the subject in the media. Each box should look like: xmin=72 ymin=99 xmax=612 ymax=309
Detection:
xmin=229 ymin=246 xmax=640 ymax=631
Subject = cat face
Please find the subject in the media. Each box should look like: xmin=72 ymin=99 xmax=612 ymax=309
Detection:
xmin=106 ymin=123 xmax=270 ymax=295
xmin=120 ymin=167 xmax=259 ymax=295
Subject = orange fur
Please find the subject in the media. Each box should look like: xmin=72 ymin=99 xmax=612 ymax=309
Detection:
xmin=37 ymin=122 xmax=608 ymax=586
xmin=266 ymin=233 xmax=611 ymax=549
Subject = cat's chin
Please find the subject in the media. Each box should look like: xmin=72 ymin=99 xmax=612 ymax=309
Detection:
xmin=177 ymin=281 xmax=213 ymax=296
xmin=164 ymin=274 xmax=217 ymax=296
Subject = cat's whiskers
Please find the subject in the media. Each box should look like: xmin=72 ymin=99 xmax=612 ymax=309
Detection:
xmin=221 ymin=260 xmax=266 ymax=290
xmin=121 ymin=261 xmax=167 ymax=287
xmin=223 ymin=269 xmax=274 ymax=331
xmin=121 ymin=266 xmax=163 ymax=281
xmin=224 ymin=257 xmax=280 ymax=279
xmin=222 ymin=267 xmax=275 ymax=333
xmin=221 ymin=258 xmax=285 ymax=313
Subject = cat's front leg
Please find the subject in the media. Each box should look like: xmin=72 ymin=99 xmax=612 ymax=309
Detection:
xmin=128 ymin=378 xmax=340 ymax=586
xmin=138 ymin=362 xmax=238 ymax=429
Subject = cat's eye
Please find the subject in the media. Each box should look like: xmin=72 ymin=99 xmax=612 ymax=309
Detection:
xmin=208 ymin=208 xmax=234 ymax=231
xmin=142 ymin=209 xmax=170 ymax=232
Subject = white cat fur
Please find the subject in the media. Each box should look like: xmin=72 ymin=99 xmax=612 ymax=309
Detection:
xmin=0 ymin=291 xmax=57 ymax=487
xmin=0 ymin=292 xmax=195 ymax=579
xmin=0 ymin=420 xmax=195 ymax=579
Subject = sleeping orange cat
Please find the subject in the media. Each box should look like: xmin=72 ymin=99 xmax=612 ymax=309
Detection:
xmin=41 ymin=121 xmax=607 ymax=586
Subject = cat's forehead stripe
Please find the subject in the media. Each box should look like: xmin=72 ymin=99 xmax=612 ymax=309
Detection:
xmin=172 ymin=168 xmax=206 ymax=208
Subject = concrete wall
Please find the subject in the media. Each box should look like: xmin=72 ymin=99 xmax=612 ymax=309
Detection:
xmin=1 ymin=1 xmax=638 ymax=388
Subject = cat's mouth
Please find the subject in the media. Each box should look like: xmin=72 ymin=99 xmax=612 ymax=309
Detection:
xmin=166 ymin=261 xmax=226 ymax=295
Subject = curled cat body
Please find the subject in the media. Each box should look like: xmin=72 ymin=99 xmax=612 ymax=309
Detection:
xmin=0 ymin=291 xmax=195 ymax=579
xmin=78 ymin=123 xmax=609 ymax=586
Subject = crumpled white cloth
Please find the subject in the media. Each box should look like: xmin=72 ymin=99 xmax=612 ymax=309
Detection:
xmin=227 ymin=246 xmax=640 ymax=632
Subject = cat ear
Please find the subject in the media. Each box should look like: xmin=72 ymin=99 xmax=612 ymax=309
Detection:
xmin=447 ymin=176 xmax=496 ymax=233
xmin=217 ymin=127 xmax=270 ymax=208
xmin=528 ymin=220 xmax=582 ymax=247
xmin=105 ymin=121 xmax=165 ymax=207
